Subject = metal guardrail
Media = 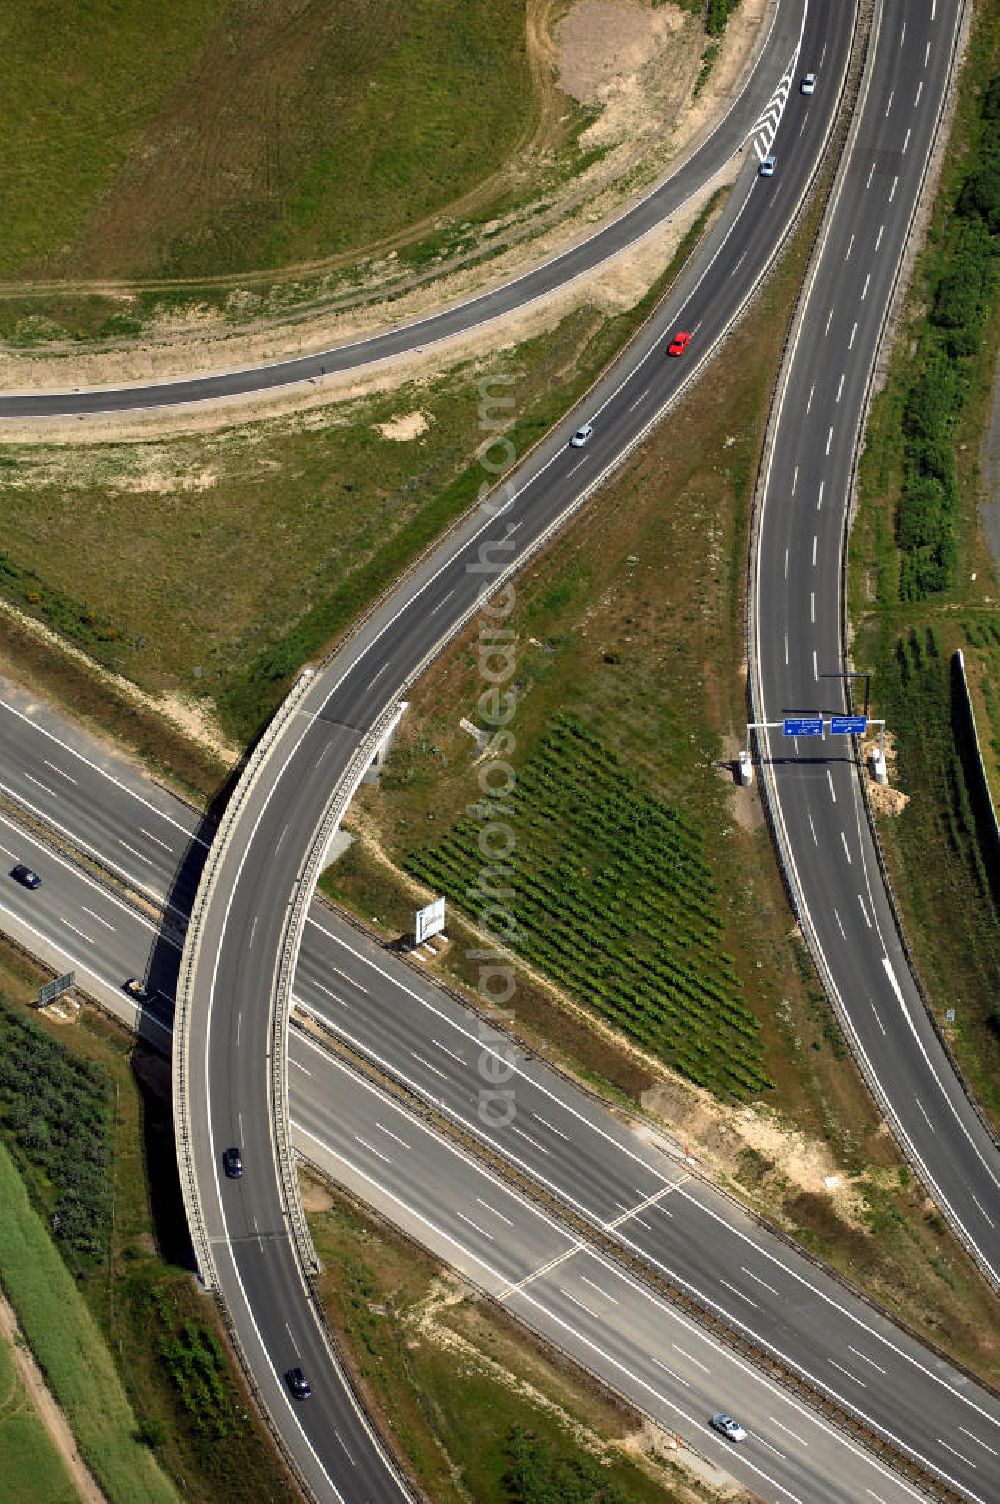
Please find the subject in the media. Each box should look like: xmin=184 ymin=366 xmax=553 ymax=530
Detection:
xmin=744 ymin=0 xmax=1000 ymax=1295
xmin=171 ymin=667 xmax=325 ymax=1501
xmin=271 ymin=698 xmax=409 ymax=1280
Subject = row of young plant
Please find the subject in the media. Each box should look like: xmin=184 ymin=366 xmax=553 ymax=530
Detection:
xmin=406 ymin=718 xmax=770 ymax=1098
xmin=895 ymin=74 xmax=999 ymax=601
xmin=0 ymin=995 xmax=113 ymax=1268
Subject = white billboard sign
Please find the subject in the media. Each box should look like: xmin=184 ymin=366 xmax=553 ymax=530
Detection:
xmin=415 ymin=896 xmax=446 ymax=946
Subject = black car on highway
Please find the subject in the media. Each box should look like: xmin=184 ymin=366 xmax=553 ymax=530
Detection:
xmin=11 ymin=863 xmax=41 ymax=890
xmin=223 ymin=1146 xmax=244 ymax=1179
xmin=285 ymin=1367 xmax=311 ymax=1400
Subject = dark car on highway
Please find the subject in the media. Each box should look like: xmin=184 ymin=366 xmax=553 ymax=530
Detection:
xmin=223 ymin=1146 xmax=244 ymax=1179
xmin=11 ymin=864 xmax=41 ymax=890
xmin=285 ymin=1367 xmax=312 ymax=1400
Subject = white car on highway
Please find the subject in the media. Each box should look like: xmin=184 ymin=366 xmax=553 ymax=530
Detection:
xmin=710 ymin=1413 xmax=747 ymax=1443
xmin=569 ymin=422 xmax=594 ymax=448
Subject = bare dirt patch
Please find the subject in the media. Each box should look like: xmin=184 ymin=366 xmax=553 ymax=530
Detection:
xmin=375 ymin=410 xmax=429 ymax=442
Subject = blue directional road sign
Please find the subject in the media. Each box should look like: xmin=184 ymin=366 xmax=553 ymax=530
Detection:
xmin=830 ymin=715 xmax=868 ymax=735
xmin=783 ymin=717 xmax=824 ymax=737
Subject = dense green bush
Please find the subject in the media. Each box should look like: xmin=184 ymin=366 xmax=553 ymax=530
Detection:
xmin=894 ymin=71 xmax=1000 ymax=601
xmin=152 ymin=1289 xmax=236 ymax=1441
xmin=0 ymin=996 xmax=113 ymax=1267
xmin=506 ymin=1428 xmax=630 ymax=1504
xmin=705 ymin=0 xmax=741 ymax=37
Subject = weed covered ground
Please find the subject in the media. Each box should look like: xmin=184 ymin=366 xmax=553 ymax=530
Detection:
xmin=0 ymin=0 xmax=548 ymax=289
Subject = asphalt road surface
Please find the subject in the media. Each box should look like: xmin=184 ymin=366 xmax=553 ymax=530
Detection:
xmin=751 ymin=0 xmax=1000 ymax=1289
xmin=0 ymin=679 xmax=998 ymax=1502
xmin=173 ymin=2 xmax=861 ymax=1497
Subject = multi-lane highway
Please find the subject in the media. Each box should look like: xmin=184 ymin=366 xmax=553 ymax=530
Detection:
xmin=750 ymin=0 xmax=1000 ymax=1290
xmin=0 ymin=676 xmax=998 ymax=1504
xmin=0 ymin=0 xmax=805 ymax=421
xmin=169 ymin=4 xmax=863 ymax=1498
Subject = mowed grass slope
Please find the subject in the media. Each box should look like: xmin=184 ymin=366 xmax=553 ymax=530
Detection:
xmin=0 ymin=1321 xmax=81 ymax=1504
xmin=0 ymin=0 xmax=542 ymax=281
xmin=0 ymin=1137 xmax=179 ymax=1504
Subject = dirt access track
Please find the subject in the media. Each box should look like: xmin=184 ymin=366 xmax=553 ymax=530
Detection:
xmin=0 ymin=0 xmax=771 ymax=440
xmin=0 ymin=1289 xmax=107 ymax=1504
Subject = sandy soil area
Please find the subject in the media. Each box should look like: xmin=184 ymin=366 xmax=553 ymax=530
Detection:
xmin=0 ymin=1289 xmax=107 ymax=1504
xmin=0 ymin=0 xmax=769 ymax=438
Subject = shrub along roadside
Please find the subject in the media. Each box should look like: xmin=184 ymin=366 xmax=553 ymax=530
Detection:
xmin=0 ymin=995 xmax=114 ymax=1270
xmin=894 ymin=73 xmax=999 ymax=601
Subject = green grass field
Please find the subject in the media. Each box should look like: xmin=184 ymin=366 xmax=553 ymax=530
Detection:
xmin=0 ymin=0 xmax=551 ymax=285
xmin=0 ymin=1136 xmax=179 ymax=1504
xmin=407 ymin=715 xmax=770 ymax=1097
xmin=0 ymin=1320 xmax=81 ymax=1504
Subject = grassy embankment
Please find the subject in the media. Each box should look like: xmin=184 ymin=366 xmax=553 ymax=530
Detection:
xmin=321 ymin=160 xmax=1000 ymax=1379
xmin=0 ymin=0 xmax=585 ymax=342
xmin=307 ymin=1176 xmax=743 ymax=1504
xmin=0 ymin=1317 xmax=82 ymax=1504
xmin=0 ymin=192 xmax=724 ymax=783
xmin=0 ymin=1137 xmax=178 ymax=1504
xmin=0 ymin=946 xmax=294 ymax=1504
xmin=849 ymin=9 xmax=1000 ymax=1128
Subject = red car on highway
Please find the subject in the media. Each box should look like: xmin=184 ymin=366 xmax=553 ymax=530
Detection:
xmin=667 ymin=330 xmax=692 ymax=357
